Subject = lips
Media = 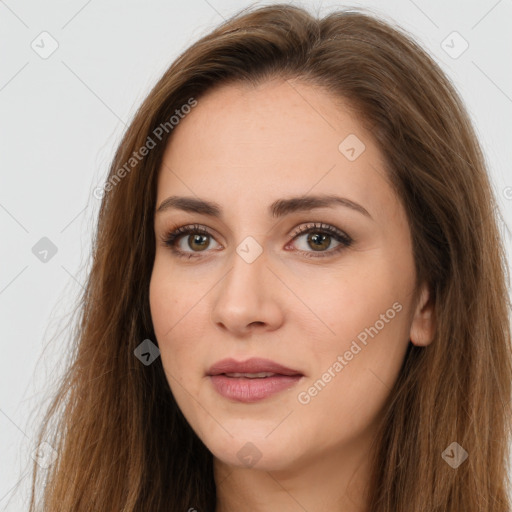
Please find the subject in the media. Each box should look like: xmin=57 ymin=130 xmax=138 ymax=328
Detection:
xmin=207 ymin=357 xmax=304 ymax=403
xmin=207 ymin=357 xmax=303 ymax=377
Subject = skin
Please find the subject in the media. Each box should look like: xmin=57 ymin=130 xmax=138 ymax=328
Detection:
xmin=149 ymin=77 xmax=435 ymax=512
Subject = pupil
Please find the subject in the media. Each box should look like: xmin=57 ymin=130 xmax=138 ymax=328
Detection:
xmin=309 ymin=233 xmax=329 ymax=251
xmin=190 ymin=234 xmax=208 ymax=251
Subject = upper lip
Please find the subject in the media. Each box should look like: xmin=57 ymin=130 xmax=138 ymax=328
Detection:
xmin=207 ymin=357 xmax=303 ymax=376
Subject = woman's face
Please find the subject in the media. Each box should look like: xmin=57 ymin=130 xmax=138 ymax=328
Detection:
xmin=149 ymin=78 xmax=433 ymax=473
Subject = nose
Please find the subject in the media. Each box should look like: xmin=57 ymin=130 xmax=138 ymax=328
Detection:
xmin=210 ymin=243 xmax=284 ymax=336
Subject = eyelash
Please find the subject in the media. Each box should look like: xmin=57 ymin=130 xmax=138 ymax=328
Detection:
xmin=160 ymin=222 xmax=353 ymax=260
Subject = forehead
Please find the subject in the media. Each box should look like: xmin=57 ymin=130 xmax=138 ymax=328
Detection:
xmin=156 ymin=79 xmax=395 ymax=221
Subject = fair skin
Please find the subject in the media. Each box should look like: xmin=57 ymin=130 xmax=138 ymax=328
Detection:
xmin=149 ymin=78 xmax=435 ymax=511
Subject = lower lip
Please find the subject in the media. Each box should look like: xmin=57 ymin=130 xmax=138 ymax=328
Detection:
xmin=209 ymin=374 xmax=303 ymax=403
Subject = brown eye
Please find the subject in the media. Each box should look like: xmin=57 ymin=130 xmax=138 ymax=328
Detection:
xmin=288 ymin=222 xmax=353 ymax=258
xmin=186 ymin=233 xmax=210 ymax=252
xmin=305 ymin=232 xmax=332 ymax=251
xmin=162 ymin=224 xmax=220 ymax=259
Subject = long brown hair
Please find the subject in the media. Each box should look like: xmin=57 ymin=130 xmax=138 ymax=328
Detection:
xmin=27 ymin=3 xmax=512 ymax=510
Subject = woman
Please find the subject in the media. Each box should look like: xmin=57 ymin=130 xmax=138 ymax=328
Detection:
xmin=28 ymin=3 xmax=512 ymax=511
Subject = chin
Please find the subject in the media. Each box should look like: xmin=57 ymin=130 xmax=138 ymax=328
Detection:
xmin=205 ymin=431 xmax=300 ymax=472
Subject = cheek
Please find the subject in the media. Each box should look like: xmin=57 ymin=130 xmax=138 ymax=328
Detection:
xmin=294 ymin=306 xmax=410 ymax=446
xmin=149 ymin=261 xmax=210 ymax=387
xmin=149 ymin=256 xmax=200 ymax=338
xmin=149 ymin=267 xmax=213 ymax=441
xmin=292 ymin=258 xmax=412 ymax=412
xmin=293 ymin=258 xmax=408 ymax=344
xmin=149 ymin=263 xmax=188 ymax=370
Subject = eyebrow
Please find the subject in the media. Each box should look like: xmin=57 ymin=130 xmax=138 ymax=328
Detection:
xmin=155 ymin=194 xmax=372 ymax=219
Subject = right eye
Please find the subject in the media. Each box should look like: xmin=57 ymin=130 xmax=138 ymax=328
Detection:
xmin=161 ymin=224 xmax=221 ymax=259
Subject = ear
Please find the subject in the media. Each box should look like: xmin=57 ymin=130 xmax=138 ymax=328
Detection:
xmin=409 ymin=282 xmax=435 ymax=347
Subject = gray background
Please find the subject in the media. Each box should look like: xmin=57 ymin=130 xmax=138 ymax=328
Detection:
xmin=1 ymin=0 xmax=511 ymax=509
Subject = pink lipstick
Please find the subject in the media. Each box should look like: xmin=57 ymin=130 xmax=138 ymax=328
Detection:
xmin=207 ymin=357 xmax=304 ymax=403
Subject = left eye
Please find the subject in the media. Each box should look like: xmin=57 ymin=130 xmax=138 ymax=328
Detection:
xmin=286 ymin=222 xmax=353 ymax=258
xmin=161 ymin=222 xmax=353 ymax=259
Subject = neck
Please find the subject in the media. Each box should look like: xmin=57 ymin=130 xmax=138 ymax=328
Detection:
xmin=213 ymin=434 xmax=375 ymax=512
